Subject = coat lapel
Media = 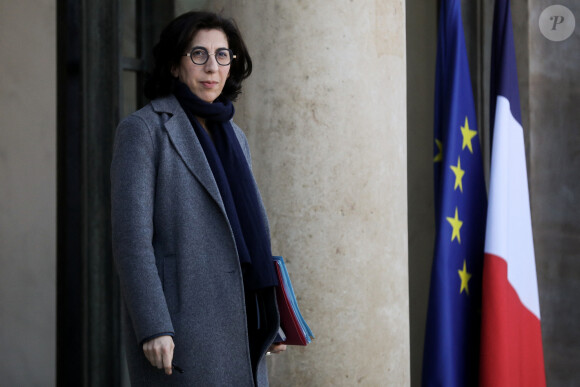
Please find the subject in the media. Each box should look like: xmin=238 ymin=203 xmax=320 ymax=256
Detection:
xmin=152 ymin=95 xmax=226 ymax=214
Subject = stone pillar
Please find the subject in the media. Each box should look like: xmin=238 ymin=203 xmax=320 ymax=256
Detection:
xmin=184 ymin=1 xmax=410 ymax=385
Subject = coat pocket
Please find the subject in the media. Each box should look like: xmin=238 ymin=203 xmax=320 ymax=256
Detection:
xmin=162 ymin=254 xmax=180 ymax=314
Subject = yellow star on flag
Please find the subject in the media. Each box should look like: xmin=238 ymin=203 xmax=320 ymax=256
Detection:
xmin=460 ymin=117 xmax=477 ymax=153
xmin=450 ymin=156 xmax=465 ymax=192
xmin=458 ymin=260 xmax=472 ymax=295
xmin=446 ymin=207 xmax=463 ymax=244
xmin=434 ymin=139 xmax=443 ymax=162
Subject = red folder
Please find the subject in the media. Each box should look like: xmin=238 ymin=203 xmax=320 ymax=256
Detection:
xmin=274 ymin=262 xmax=308 ymax=345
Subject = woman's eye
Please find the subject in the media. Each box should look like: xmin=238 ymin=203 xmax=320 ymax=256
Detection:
xmin=192 ymin=49 xmax=206 ymax=58
xmin=217 ymin=51 xmax=229 ymax=59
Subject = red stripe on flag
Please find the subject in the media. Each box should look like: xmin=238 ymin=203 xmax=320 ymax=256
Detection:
xmin=480 ymin=253 xmax=546 ymax=387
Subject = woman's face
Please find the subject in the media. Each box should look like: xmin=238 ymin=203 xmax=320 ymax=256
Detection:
xmin=172 ymin=28 xmax=231 ymax=103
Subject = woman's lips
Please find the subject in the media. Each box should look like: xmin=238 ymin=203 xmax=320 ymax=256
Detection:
xmin=201 ymin=81 xmax=218 ymax=88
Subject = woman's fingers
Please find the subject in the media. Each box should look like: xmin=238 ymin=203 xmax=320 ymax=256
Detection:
xmin=143 ymin=335 xmax=175 ymax=375
xmin=267 ymin=343 xmax=287 ymax=354
xmin=162 ymin=346 xmax=174 ymax=375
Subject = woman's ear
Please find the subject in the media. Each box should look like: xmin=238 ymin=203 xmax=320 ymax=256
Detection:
xmin=171 ymin=65 xmax=179 ymax=79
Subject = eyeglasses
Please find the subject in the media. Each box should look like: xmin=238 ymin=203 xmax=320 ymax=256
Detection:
xmin=184 ymin=47 xmax=236 ymax=66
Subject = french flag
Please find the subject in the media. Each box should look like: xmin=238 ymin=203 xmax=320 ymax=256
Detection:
xmin=479 ymin=1 xmax=546 ymax=386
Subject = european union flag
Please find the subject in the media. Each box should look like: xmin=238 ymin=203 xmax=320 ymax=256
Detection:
xmin=422 ymin=1 xmax=487 ymax=386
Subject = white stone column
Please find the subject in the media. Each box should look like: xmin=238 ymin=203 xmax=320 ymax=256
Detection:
xmin=178 ymin=1 xmax=410 ymax=384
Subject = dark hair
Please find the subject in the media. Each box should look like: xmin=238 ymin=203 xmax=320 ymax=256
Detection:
xmin=144 ymin=11 xmax=252 ymax=101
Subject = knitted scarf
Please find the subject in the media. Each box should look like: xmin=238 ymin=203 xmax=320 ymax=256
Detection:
xmin=173 ymin=82 xmax=278 ymax=290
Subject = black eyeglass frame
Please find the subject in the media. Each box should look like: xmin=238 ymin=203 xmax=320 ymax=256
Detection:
xmin=183 ymin=46 xmax=236 ymax=66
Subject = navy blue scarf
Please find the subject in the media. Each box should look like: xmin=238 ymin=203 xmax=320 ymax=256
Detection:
xmin=173 ymin=82 xmax=278 ymax=290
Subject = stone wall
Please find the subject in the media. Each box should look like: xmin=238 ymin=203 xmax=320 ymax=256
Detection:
xmin=528 ymin=1 xmax=580 ymax=385
xmin=0 ymin=0 xmax=57 ymax=385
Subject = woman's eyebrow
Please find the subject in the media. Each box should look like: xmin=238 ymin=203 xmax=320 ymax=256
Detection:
xmin=190 ymin=45 xmax=229 ymax=50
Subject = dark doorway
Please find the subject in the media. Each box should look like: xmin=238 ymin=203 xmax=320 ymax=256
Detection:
xmin=56 ymin=1 xmax=173 ymax=385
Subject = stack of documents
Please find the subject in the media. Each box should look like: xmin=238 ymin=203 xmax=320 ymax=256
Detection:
xmin=273 ymin=256 xmax=314 ymax=345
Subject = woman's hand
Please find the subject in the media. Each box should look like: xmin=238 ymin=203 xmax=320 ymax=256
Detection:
xmin=267 ymin=343 xmax=287 ymax=355
xmin=143 ymin=335 xmax=175 ymax=375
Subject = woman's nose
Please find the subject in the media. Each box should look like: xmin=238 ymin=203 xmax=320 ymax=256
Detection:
xmin=204 ymin=54 xmax=219 ymax=71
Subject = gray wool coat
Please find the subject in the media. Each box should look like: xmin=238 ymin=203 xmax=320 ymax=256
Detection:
xmin=111 ymin=94 xmax=279 ymax=386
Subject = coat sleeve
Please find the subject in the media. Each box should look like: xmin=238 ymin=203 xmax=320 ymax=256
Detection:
xmin=111 ymin=113 xmax=174 ymax=345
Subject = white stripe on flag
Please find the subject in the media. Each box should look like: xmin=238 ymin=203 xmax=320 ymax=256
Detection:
xmin=484 ymin=95 xmax=541 ymax=319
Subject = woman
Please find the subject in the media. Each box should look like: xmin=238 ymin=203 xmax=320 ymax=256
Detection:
xmin=111 ymin=11 xmax=285 ymax=386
